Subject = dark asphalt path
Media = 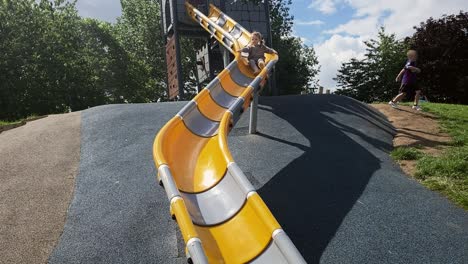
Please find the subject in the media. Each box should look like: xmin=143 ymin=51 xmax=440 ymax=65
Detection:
xmin=49 ymin=95 xmax=467 ymax=264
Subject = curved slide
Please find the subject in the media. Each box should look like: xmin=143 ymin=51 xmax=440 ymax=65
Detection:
xmin=153 ymin=3 xmax=305 ymax=263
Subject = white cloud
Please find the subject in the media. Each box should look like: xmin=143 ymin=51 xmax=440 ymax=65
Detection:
xmin=296 ymin=19 xmax=325 ymax=26
xmin=309 ymin=0 xmax=341 ymax=15
xmin=329 ymin=0 xmax=467 ymax=37
xmin=312 ymin=0 xmax=466 ymax=89
xmin=300 ymin=36 xmax=311 ymax=44
xmin=292 ymin=29 xmax=312 ymax=45
xmin=325 ymin=15 xmax=379 ymax=37
xmin=314 ymin=35 xmax=367 ymax=89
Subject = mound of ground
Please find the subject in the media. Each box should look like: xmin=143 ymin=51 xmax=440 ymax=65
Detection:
xmin=372 ymin=104 xmax=451 ymax=175
xmin=1 ymin=95 xmax=466 ymax=264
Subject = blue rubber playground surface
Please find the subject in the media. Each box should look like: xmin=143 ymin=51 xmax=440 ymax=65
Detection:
xmin=48 ymin=95 xmax=467 ymax=264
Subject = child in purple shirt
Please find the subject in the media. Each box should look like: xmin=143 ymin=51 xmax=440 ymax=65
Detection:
xmin=389 ymin=50 xmax=422 ymax=110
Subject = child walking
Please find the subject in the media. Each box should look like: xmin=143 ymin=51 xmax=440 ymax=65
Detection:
xmin=240 ymin=32 xmax=277 ymax=75
xmin=389 ymin=50 xmax=422 ymax=110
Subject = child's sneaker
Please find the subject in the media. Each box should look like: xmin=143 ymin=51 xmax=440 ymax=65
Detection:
xmin=388 ymin=101 xmax=398 ymax=109
xmin=412 ymin=105 xmax=422 ymax=111
xmin=258 ymin=60 xmax=265 ymax=70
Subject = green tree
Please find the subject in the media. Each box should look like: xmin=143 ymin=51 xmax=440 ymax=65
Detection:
xmin=333 ymin=58 xmax=369 ymax=99
xmin=78 ymin=18 xmax=129 ymax=106
xmin=113 ymin=0 xmax=204 ymax=101
xmin=268 ymin=0 xmax=293 ymax=37
xmin=409 ymin=12 xmax=468 ymax=104
xmin=274 ymin=37 xmax=320 ymax=95
xmin=0 ymin=0 xmax=91 ymax=119
xmin=114 ymin=0 xmax=166 ymax=102
xmin=0 ymin=0 xmax=323 ymax=120
xmin=335 ymin=28 xmax=407 ymax=102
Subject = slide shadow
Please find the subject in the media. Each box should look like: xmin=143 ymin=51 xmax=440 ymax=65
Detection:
xmin=256 ymin=95 xmax=394 ymax=263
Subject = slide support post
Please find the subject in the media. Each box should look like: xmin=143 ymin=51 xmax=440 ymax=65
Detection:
xmin=221 ymin=46 xmax=230 ymax=67
xmin=249 ymin=91 xmax=259 ymax=134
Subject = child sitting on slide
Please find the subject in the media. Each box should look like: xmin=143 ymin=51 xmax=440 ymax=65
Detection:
xmin=240 ymin=31 xmax=277 ymax=75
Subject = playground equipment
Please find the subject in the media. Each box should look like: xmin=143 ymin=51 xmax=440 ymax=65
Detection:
xmin=160 ymin=0 xmax=277 ymax=99
xmin=153 ymin=3 xmax=306 ymax=263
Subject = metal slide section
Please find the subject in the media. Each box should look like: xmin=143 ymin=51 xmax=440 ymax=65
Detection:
xmin=206 ymin=4 xmax=253 ymax=50
xmin=152 ymin=3 xmax=306 ymax=264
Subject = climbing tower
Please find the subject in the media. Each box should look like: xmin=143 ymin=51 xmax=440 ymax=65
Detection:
xmin=160 ymin=0 xmax=275 ymax=100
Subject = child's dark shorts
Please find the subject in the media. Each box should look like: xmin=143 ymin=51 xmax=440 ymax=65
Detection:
xmin=400 ymin=82 xmax=421 ymax=95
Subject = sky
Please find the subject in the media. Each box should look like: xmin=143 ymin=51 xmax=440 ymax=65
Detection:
xmin=75 ymin=0 xmax=466 ymax=89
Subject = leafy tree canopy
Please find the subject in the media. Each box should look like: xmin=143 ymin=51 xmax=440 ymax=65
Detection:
xmin=409 ymin=12 xmax=468 ymax=103
xmin=335 ymin=28 xmax=407 ymax=102
xmin=0 ymin=0 xmax=320 ymax=120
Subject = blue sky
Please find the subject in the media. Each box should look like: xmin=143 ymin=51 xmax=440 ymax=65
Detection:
xmin=75 ymin=0 xmax=466 ymax=89
xmin=290 ymin=0 xmax=355 ymax=45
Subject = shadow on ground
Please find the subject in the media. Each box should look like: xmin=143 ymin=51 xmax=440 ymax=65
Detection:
xmin=50 ymin=95 xmax=467 ymax=264
xmin=253 ymin=95 xmax=395 ymax=263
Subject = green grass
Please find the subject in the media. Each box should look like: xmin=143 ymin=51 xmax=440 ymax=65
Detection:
xmin=0 ymin=120 xmax=23 ymax=126
xmin=391 ymin=147 xmax=424 ymax=160
xmin=393 ymin=102 xmax=468 ymax=209
xmin=0 ymin=115 xmax=39 ymax=128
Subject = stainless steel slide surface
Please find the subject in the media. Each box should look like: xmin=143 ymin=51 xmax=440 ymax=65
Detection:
xmin=152 ymin=3 xmax=306 ymax=263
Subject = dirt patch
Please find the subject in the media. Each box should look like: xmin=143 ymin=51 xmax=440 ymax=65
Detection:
xmin=371 ymin=104 xmax=451 ymax=175
xmin=0 ymin=112 xmax=81 ymax=264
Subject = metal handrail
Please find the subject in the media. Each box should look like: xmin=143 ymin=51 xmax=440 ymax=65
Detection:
xmin=185 ymin=2 xmax=240 ymax=54
xmin=209 ymin=4 xmax=251 ymax=38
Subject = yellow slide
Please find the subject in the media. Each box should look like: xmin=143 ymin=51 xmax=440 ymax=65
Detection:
xmin=153 ymin=3 xmax=306 ymax=263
